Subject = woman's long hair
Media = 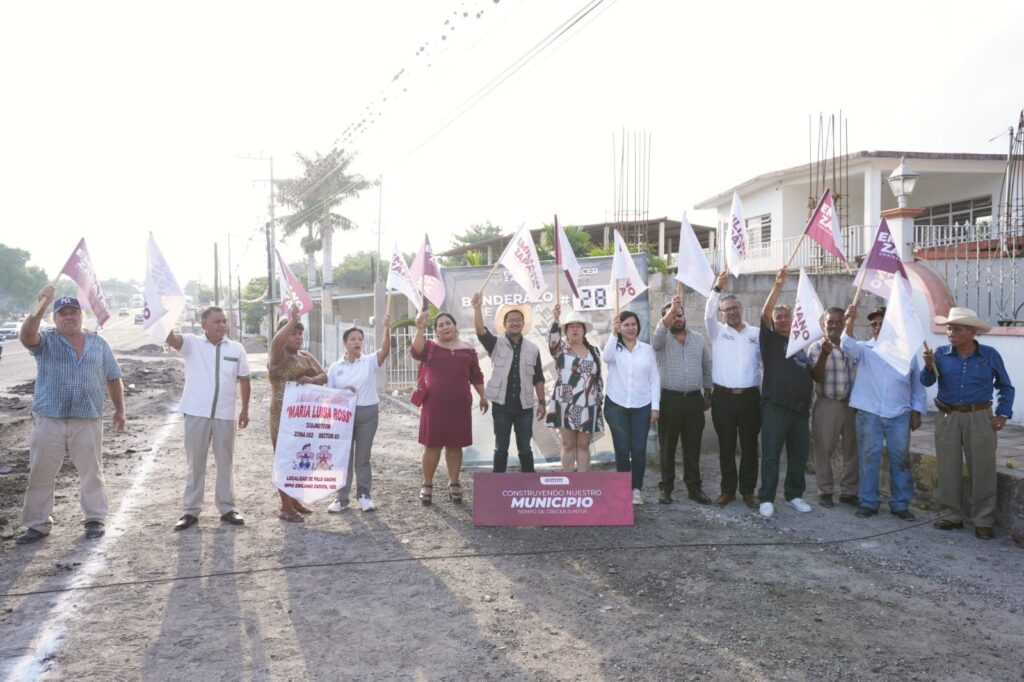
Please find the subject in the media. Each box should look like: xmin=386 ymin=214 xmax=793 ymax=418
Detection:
xmin=615 ymin=310 xmax=640 ymax=350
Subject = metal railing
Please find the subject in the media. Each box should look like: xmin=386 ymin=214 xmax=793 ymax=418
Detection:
xmin=681 ymin=225 xmax=869 ymax=274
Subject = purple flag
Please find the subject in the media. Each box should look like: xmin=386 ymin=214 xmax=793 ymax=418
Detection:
xmin=803 ymin=188 xmax=847 ymax=263
xmin=59 ymin=238 xmax=110 ymax=326
xmin=852 ymin=218 xmax=909 ymax=300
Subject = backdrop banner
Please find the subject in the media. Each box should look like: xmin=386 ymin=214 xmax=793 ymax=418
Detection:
xmin=471 ymin=472 xmax=634 ymax=526
xmin=271 ymin=382 xmax=356 ymax=504
xmin=440 ymin=253 xmax=649 ymax=467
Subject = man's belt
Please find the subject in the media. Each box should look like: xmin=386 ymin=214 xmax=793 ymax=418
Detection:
xmin=934 ymin=399 xmax=991 ymax=414
xmin=713 ymin=384 xmax=759 ymax=395
xmin=663 ymin=389 xmax=703 ymax=398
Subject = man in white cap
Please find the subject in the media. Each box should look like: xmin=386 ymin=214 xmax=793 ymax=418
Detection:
xmin=472 ymin=293 xmax=546 ymax=472
xmin=16 ymin=286 xmax=125 ymax=544
xmin=923 ymin=307 xmax=1014 ymax=540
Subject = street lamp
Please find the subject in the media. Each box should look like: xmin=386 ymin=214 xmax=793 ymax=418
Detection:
xmin=887 ymin=156 xmax=919 ymax=208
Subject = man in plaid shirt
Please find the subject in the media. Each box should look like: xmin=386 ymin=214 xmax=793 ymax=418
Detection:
xmin=807 ymin=307 xmax=858 ymax=509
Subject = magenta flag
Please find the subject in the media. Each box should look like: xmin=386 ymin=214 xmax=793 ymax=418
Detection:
xmin=276 ymin=249 xmax=314 ymax=315
xmin=410 ymin=235 xmax=446 ymax=308
xmin=852 ymin=218 xmax=909 ymax=300
xmin=58 ymin=238 xmax=110 ymax=326
xmin=803 ymin=188 xmax=847 ymax=262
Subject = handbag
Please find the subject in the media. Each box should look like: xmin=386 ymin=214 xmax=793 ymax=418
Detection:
xmin=410 ymin=341 xmax=434 ymax=408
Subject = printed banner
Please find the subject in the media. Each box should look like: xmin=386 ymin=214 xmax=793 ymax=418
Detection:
xmin=725 ymin=192 xmax=747 ymax=275
xmin=611 ymin=230 xmax=649 ymax=307
xmin=271 ymin=382 xmax=356 ymax=505
xmin=497 ymin=223 xmax=547 ymax=300
xmin=803 ymin=188 xmax=847 ymax=263
xmin=59 ymin=238 xmax=110 ymax=326
xmin=410 ymin=235 xmax=446 ymax=308
xmin=472 ymin=472 xmax=634 ymax=526
xmin=276 ymin=248 xmax=314 ymax=315
xmin=852 ymin=218 xmax=910 ymax=300
xmin=786 ymin=268 xmax=825 ymax=358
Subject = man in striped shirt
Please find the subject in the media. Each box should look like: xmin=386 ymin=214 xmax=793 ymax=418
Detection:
xmin=653 ymin=295 xmax=712 ymax=504
xmin=16 ymin=287 xmax=125 ymax=545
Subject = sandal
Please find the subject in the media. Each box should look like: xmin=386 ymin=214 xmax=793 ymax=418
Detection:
xmin=419 ymin=484 xmax=433 ymax=506
xmin=293 ymin=502 xmax=313 ymax=515
xmin=448 ymin=482 xmax=464 ymax=505
xmin=278 ymin=509 xmax=304 ymax=523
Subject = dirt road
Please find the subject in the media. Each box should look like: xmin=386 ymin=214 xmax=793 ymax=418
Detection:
xmin=1 ymin=347 xmax=1023 ymax=681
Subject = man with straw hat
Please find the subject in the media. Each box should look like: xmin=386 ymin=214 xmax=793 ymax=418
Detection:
xmin=472 ymin=294 xmax=546 ymax=473
xmin=922 ymin=307 xmax=1014 ymax=540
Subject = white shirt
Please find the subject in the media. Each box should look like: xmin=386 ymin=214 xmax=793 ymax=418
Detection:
xmin=176 ymin=334 xmax=250 ymax=420
xmin=704 ymin=292 xmax=762 ymax=389
xmin=602 ymin=336 xmax=660 ymax=410
xmin=327 ymin=353 xmax=380 ymax=407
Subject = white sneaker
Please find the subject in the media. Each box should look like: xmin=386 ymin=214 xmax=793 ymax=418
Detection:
xmin=632 ymin=489 xmax=643 ymax=505
xmin=327 ymin=499 xmax=349 ymax=513
xmin=357 ymin=494 xmax=376 ymax=512
xmin=788 ymin=497 xmax=812 ymax=513
xmin=759 ymin=502 xmax=774 ymax=518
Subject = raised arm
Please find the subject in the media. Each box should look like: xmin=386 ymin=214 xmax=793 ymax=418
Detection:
xmin=376 ymin=312 xmax=392 ymax=366
xmin=704 ymin=271 xmax=729 ymax=339
xmin=411 ymin=311 xmax=427 ymax=355
xmin=20 ymin=285 xmax=54 ymax=348
xmin=471 ymin=292 xmax=486 ymax=337
xmin=269 ymin=303 xmax=300 ymax=369
xmin=761 ymin=267 xmax=787 ymax=328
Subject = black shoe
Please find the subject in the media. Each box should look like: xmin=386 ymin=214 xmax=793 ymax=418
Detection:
xmin=84 ymin=521 xmax=105 ymax=539
xmin=933 ymin=519 xmax=964 ymax=531
xmin=174 ymin=514 xmax=199 ymax=531
xmin=890 ymin=509 xmax=915 ymax=521
xmin=15 ymin=528 xmax=46 ymax=545
xmin=838 ymin=495 xmax=859 ymax=507
xmin=855 ymin=506 xmax=878 ymax=518
xmin=818 ymin=494 xmax=834 ymax=508
xmin=687 ymin=489 xmax=712 ymax=505
xmin=220 ymin=511 xmax=245 ymax=526
xmin=658 ymin=491 xmax=673 ymax=504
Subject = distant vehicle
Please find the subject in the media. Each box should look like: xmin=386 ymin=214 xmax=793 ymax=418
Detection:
xmin=0 ymin=322 xmax=19 ymax=341
xmin=119 ymin=308 xmax=129 ymax=316
xmin=134 ymin=314 xmax=145 ymax=325
xmin=131 ymin=294 xmax=144 ymax=307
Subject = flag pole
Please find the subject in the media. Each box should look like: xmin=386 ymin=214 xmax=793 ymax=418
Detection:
xmin=385 ymin=289 xmax=393 ymax=317
xmin=851 ymin=277 xmax=866 ymax=308
xmin=477 ymin=260 xmax=502 ymax=295
xmin=614 ymin=281 xmax=620 ymax=316
xmin=783 ymin=233 xmax=808 ymax=270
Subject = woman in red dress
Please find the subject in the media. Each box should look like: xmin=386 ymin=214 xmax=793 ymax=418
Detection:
xmin=410 ymin=311 xmax=488 ymax=505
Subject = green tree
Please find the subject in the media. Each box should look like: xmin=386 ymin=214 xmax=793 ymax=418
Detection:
xmin=277 ymin=147 xmax=373 ymax=288
xmin=184 ymin=280 xmax=216 ymax=307
xmin=536 ymin=223 xmax=592 ymax=261
xmin=585 ymin=240 xmax=665 ymax=274
xmin=443 ymin=222 xmax=503 ymax=266
xmin=332 ymin=251 xmax=388 ymax=289
xmin=240 ymin=276 xmax=269 ymax=334
xmin=0 ymin=244 xmax=48 ymax=315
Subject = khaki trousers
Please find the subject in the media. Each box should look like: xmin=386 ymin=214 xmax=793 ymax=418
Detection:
xmin=934 ymin=409 xmax=997 ymax=527
xmin=811 ymin=395 xmax=858 ymax=496
xmin=23 ymin=416 xmax=107 ymax=533
xmin=182 ymin=415 xmax=237 ymax=516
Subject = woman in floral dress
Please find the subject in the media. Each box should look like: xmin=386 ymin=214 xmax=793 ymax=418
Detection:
xmin=546 ymin=304 xmax=603 ymax=471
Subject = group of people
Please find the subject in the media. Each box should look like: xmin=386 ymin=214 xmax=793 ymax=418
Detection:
xmin=12 ymin=270 xmax=1016 ymax=544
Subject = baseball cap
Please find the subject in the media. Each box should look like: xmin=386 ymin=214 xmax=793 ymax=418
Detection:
xmin=52 ymin=296 xmax=82 ymax=313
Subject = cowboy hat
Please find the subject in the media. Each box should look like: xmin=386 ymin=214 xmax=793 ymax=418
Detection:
xmin=934 ymin=307 xmax=991 ymax=334
xmin=494 ymin=303 xmax=532 ymax=334
xmin=561 ymin=309 xmax=592 ymax=334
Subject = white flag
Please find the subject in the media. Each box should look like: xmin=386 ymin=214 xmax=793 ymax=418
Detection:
xmin=497 ymin=223 xmax=547 ymax=300
xmin=143 ymin=233 xmax=186 ymax=342
xmin=873 ymin=273 xmax=925 ymax=375
xmin=611 ymin=230 xmax=648 ymax=307
xmin=725 ymin=192 xmax=747 ymax=276
xmin=385 ymin=243 xmax=422 ymax=310
xmin=674 ymin=212 xmax=715 ymax=297
xmin=786 ymin=268 xmax=825 ymax=358
xmin=554 ymin=216 xmax=581 ymax=298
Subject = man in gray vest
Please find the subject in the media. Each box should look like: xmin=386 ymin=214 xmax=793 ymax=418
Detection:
xmin=472 ymin=293 xmax=546 ymax=473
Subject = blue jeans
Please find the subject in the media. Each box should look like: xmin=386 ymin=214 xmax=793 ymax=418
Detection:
xmin=604 ymin=397 xmax=651 ymax=490
xmin=757 ymin=401 xmax=810 ymax=503
xmin=855 ymin=410 xmax=913 ymax=511
xmin=492 ymin=403 xmax=535 ymax=473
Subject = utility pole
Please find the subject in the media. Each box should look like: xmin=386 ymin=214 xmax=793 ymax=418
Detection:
xmin=213 ymin=243 xmax=220 ymax=305
xmin=237 ymin=152 xmax=277 ymax=330
xmin=225 ymin=234 xmax=234 ymax=335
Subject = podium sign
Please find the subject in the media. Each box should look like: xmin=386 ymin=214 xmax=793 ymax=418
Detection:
xmin=472 ymin=472 xmax=634 ymax=527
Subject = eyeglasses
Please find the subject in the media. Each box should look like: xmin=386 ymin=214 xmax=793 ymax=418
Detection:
xmin=720 ymin=306 xmax=741 ymax=313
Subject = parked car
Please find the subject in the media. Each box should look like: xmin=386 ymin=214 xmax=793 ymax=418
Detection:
xmin=0 ymin=322 xmax=20 ymax=341
xmin=118 ymin=308 xmax=129 ymax=317
xmin=134 ymin=313 xmax=145 ymax=325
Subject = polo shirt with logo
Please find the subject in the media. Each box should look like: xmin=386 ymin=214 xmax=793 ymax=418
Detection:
xmin=175 ymin=334 xmax=250 ymax=420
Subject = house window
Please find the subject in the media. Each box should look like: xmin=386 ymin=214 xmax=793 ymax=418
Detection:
xmin=746 ymin=215 xmax=771 ymax=246
xmin=914 ymin=196 xmax=992 ymax=227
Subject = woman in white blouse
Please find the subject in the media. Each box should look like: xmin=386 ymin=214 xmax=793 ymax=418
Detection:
xmin=602 ymin=310 xmax=660 ymax=505
xmin=325 ymin=314 xmax=391 ymax=512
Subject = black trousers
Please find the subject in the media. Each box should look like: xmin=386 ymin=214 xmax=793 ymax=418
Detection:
xmin=492 ymin=403 xmax=535 ymax=473
xmin=711 ymin=388 xmax=761 ymax=495
xmin=657 ymin=390 xmax=706 ymax=494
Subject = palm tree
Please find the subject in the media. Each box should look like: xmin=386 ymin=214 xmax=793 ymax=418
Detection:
xmin=536 ymin=223 xmax=593 ymax=261
xmin=276 ymin=146 xmax=373 ymax=287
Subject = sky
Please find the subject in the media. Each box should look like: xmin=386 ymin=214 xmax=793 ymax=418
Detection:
xmin=2 ymin=0 xmax=1023 ymax=288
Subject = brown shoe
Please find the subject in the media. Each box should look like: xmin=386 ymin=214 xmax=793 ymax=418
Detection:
xmin=741 ymin=495 xmax=758 ymax=509
xmin=974 ymin=527 xmax=994 ymax=540
xmin=933 ymin=519 xmax=964 ymax=531
xmin=714 ymin=493 xmax=736 ymax=507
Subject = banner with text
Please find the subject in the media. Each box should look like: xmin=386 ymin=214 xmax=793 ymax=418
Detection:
xmin=472 ymin=472 xmax=634 ymax=526
xmin=271 ymin=382 xmax=356 ymax=505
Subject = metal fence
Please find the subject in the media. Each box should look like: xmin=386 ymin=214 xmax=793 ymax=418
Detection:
xmin=387 ymin=325 xmax=434 ymax=391
xmin=692 ymin=225 xmax=869 ymax=274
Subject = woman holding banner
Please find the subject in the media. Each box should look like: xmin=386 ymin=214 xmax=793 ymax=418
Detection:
xmin=603 ymin=310 xmax=660 ymax=505
xmin=325 ymin=313 xmax=391 ymax=513
xmin=547 ymin=303 xmax=603 ymax=471
xmin=410 ymin=311 xmax=488 ymax=505
xmin=269 ymin=305 xmax=327 ymax=522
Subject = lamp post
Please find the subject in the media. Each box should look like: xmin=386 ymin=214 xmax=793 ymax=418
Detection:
xmin=881 ymin=156 xmax=924 ymax=261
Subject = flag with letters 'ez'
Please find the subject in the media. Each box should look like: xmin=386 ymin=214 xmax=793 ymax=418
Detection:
xmin=786 ymin=268 xmax=825 ymax=358
xmin=803 ymin=188 xmax=847 ymax=264
xmin=852 ymin=218 xmax=909 ymax=300
xmin=409 ymin=235 xmax=446 ymax=308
